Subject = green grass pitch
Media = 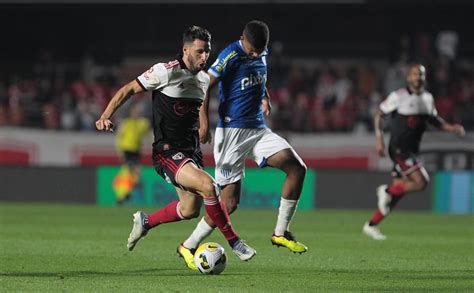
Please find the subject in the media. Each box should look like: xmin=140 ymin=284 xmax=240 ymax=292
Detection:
xmin=1 ymin=203 xmax=473 ymax=292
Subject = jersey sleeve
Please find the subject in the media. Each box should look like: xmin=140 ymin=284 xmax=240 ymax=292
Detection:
xmin=136 ymin=63 xmax=169 ymax=91
xmin=379 ymin=91 xmax=400 ymax=114
xmin=427 ymin=93 xmax=443 ymax=128
xmin=428 ymin=93 xmax=439 ymax=117
xmin=208 ymin=48 xmax=238 ymax=79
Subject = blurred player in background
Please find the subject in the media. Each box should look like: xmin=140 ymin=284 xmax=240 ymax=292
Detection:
xmin=96 ymin=25 xmax=256 ymax=260
xmin=363 ymin=64 xmax=465 ymax=240
xmin=178 ymin=20 xmax=307 ymax=270
xmin=113 ymin=102 xmax=150 ymax=204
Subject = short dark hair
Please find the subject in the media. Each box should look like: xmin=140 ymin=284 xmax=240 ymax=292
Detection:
xmin=183 ymin=26 xmax=211 ymax=45
xmin=243 ymin=20 xmax=270 ymax=51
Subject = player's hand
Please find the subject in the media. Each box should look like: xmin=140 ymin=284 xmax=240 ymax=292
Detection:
xmin=375 ymin=139 xmax=385 ymax=157
xmin=199 ymin=126 xmax=212 ymax=144
xmin=95 ymin=117 xmax=114 ymax=132
xmin=262 ymin=98 xmax=272 ymax=116
xmin=452 ymin=124 xmax=465 ymax=137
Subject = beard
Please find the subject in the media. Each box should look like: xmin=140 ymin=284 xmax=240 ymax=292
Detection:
xmin=185 ymin=55 xmax=204 ymax=73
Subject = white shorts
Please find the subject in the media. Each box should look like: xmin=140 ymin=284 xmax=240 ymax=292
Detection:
xmin=213 ymin=127 xmax=292 ymax=186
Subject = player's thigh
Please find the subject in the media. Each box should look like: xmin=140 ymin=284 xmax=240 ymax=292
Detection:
xmin=176 ymin=162 xmax=215 ymax=196
xmin=213 ymin=128 xmax=255 ymax=186
xmin=175 ymin=187 xmax=202 ymax=217
xmin=251 ymin=129 xmax=301 ymax=169
xmin=407 ymin=166 xmax=430 ymax=185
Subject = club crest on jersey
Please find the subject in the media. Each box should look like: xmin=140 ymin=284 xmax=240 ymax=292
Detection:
xmin=241 ymin=71 xmax=267 ymax=90
xmin=172 ymin=152 xmax=184 ymax=161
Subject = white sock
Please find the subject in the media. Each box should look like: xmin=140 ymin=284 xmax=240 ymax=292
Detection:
xmin=274 ymin=197 xmax=298 ymax=236
xmin=183 ymin=217 xmax=215 ymax=249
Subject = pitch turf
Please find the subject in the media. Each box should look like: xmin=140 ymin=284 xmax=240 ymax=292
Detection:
xmin=1 ymin=203 xmax=473 ymax=292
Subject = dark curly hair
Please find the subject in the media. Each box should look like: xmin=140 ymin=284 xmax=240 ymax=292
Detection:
xmin=183 ymin=25 xmax=211 ymax=45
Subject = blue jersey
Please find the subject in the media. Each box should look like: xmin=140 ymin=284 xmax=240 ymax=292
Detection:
xmin=208 ymin=40 xmax=268 ymax=128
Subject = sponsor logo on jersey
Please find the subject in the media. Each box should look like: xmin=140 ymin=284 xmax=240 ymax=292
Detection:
xmin=213 ymin=51 xmax=238 ymax=73
xmin=241 ymin=71 xmax=267 ymax=90
xmin=172 ymin=152 xmax=184 ymax=160
xmin=143 ymin=66 xmax=154 ymax=80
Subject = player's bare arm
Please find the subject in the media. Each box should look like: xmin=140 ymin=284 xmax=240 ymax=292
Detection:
xmin=262 ymin=88 xmax=272 ymax=116
xmin=199 ymin=74 xmax=218 ymax=144
xmin=437 ymin=116 xmax=465 ymax=136
xmin=96 ymin=80 xmax=144 ymax=132
xmin=428 ymin=114 xmax=465 ymax=137
xmin=373 ymin=109 xmax=386 ymax=157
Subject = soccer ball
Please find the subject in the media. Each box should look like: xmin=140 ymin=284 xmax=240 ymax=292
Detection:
xmin=194 ymin=242 xmax=227 ymax=275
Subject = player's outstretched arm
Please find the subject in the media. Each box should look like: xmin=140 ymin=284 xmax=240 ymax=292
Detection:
xmin=199 ymin=74 xmax=218 ymax=144
xmin=96 ymin=80 xmax=144 ymax=132
xmin=441 ymin=120 xmax=465 ymax=136
xmin=428 ymin=115 xmax=465 ymax=137
xmin=373 ymin=109 xmax=386 ymax=157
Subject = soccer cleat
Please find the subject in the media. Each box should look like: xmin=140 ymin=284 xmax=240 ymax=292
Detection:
xmin=362 ymin=222 xmax=387 ymax=240
xmin=271 ymin=231 xmax=308 ymax=254
xmin=376 ymin=184 xmax=391 ymax=215
xmin=177 ymin=243 xmax=198 ymax=271
xmin=231 ymin=240 xmax=257 ymax=261
xmin=127 ymin=211 xmax=149 ymax=251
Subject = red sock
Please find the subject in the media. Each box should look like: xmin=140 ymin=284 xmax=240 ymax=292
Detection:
xmin=147 ymin=200 xmax=184 ymax=228
xmin=387 ymin=183 xmax=405 ymax=197
xmin=204 ymin=197 xmax=237 ymax=241
xmin=369 ymin=209 xmax=385 ymax=226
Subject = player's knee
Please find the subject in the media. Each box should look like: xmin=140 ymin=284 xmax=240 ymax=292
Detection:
xmin=225 ymin=198 xmax=239 ymax=214
xmin=181 ymin=208 xmax=200 ymax=219
xmin=417 ymin=180 xmax=428 ymax=191
xmin=291 ymin=160 xmax=307 ymax=180
xmin=179 ymin=202 xmax=201 ymax=219
xmin=199 ymin=178 xmax=217 ymax=199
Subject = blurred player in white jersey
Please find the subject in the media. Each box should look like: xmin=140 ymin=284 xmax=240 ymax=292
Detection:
xmin=177 ymin=20 xmax=308 ymax=270
xmin=363 ymin=64 xmax=465 ymax=240
xmin=96 ymin=26 xmax=256 ymax=261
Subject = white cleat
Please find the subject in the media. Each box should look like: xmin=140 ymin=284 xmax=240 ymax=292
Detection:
xmin=376 ymin=184 xmax=391 ymax=215
xmin=127 ymin=211 xmax=149 ymax=251
xmin=232 ymin=240 xmax=256 ymax=261
xmin=363 ymin=222 xmax=387 ymax=240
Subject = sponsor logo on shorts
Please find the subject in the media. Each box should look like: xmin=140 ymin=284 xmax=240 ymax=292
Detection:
xmin=220 ymin=168 xmax=231 ymax=178
xmin=172 ymin=152 xmax=184 ymax=160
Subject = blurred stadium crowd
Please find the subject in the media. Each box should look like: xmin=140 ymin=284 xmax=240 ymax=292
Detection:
xmin=1 ymin=30 xmax=473 ymax=133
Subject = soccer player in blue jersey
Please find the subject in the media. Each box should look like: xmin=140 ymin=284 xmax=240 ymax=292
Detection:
xmin=177 ymin=20 xmax=308 ymax=270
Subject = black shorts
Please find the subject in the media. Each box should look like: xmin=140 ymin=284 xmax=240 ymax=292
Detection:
xmin=152 ymin=148 xmax=204 ymax=187
xmin=388 ymin=146 xmax=421 ymax=178
xmin=123 ymin=151 xmax=140 ymax=167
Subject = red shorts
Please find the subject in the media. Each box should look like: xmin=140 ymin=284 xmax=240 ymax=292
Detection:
xmin=152 ymin=148 xmax=203 ymax=187
xmin=391 ymin=153 xmax=421 ymax=178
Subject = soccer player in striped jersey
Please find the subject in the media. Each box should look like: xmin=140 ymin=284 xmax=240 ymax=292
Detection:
xmin=96 ymin=26 xmax=256 ymax=261
xmin=177 ymin=20 xmax=308 ymax=270
xmin=363 ymin=64 xmax=465 ymax=240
